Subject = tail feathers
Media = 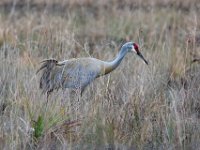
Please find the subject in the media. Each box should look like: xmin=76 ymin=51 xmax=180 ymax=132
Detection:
xmin=36 ymin=59 xmax=58 ymax=74
xmin=37 ymin=59 xmax=61 ymax=94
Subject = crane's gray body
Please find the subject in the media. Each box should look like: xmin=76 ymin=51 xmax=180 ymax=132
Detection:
xmin=37 ymin=42 xmax=148 ymax=96
xmin=38 ymin=57 xmax=107 ymax=94
xmin=56 ymin=58 xmax=103 ymax=90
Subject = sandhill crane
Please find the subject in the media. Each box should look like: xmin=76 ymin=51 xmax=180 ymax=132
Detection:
xmin=37 ymin=42 xmax=148 ymax=100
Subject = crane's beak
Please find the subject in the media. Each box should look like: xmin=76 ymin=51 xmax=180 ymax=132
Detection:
xmin=137 ymin=51 xmax=148 ymax=65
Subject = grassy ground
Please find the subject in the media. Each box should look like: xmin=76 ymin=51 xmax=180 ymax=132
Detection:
xmin=0 ymin=0 xmax=200 ymax=149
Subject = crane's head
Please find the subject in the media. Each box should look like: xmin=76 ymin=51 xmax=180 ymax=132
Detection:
xmin=122 ymin=42 xmax=148 ymax=65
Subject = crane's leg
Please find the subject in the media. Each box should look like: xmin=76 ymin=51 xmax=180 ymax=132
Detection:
xmin=46 ymin=91 xmax=51 ymax=106
xmin=74 ymin=87 xmax=82 ymax=134
xmin=44 ymin=91 xmax=50 ymax=113
xmin=80 ymin=87 xmax=85 ymax=97
xmin=61 ymin=90 xmax=65 ymax=106
xmin=46 ymin=92 xmax=49 ymax=105
xmin=74 ymin=87 xmax=82 ymax=117
xmin=75 ymin=87 xmax=82 ymax=102
xmin=45 ymin=90 xmax=52 ymax=108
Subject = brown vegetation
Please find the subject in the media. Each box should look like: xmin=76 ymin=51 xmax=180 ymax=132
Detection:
xmin=0 ymin=0 xmax=200 ymax=149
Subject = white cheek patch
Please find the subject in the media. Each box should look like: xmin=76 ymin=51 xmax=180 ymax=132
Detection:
xmin=131 ymin=47 xmax=136 ymax=53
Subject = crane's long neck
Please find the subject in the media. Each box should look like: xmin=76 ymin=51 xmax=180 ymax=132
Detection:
xmin=102 ymin=47 xmax=128 ymax=75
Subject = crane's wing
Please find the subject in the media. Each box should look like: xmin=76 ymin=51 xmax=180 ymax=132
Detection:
xmin=60 ymin=58 xmax=100 ymax=90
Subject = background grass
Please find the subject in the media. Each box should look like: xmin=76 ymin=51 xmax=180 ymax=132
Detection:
xmin=0 ymin=0 xmax=200 ymax=149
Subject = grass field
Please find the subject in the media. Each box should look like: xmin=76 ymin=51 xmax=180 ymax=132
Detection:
xmin=0 ymin=0 xmax=200 ymax=149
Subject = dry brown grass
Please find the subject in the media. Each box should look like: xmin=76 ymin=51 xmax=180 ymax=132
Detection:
xmin=0 ymin=0 xmax=200 ymax=149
